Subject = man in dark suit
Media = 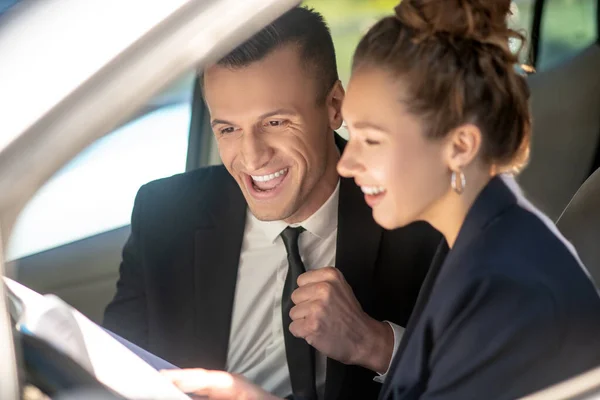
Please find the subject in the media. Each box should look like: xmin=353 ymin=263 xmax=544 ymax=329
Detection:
xmin=103 ymin=6 xmax=441 ymax=400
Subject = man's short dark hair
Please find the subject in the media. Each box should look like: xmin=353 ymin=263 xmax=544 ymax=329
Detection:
xmin=214 ymin=6 xmax=338 ymax=103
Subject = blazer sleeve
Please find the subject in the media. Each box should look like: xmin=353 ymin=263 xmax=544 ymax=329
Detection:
xmin=102 ymin=185 xmax=149 ymax=350
xmin=417 ymin=275 xmax=560 ymax=400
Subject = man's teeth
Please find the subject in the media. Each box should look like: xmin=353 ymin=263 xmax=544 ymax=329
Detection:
xmin=251 ymin=168 xmax=288 ymax=182
xmin=361 ymin=185 xmax=386 ymax=195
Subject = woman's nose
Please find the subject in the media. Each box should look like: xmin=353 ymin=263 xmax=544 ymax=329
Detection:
xmin=337 ymin=142 xmax=364 ymax=178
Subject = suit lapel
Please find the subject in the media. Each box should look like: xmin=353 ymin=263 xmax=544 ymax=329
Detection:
xmin=193 ymin=170 xmax=247 ymax=370
xmin=325 ymin=176 xmax=384 ymax=400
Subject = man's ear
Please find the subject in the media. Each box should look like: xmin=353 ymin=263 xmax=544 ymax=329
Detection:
xmin=442 ymin=123 xmax=482 ymax=172
xmin=326 ymin=80 xmax=345 ymax=131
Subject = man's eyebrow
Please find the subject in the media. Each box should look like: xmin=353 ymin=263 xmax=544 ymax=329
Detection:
xmin=258 ymin=109 xmax=297 ymax=120
xmin=211 ymin=119 xmax=234 ymax=127
xmin=211 ymin=109 xmax=297 ymax=127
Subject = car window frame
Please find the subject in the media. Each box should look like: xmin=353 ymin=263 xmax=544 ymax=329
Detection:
xmin=530 ymin=0 xmax=600 ymax=69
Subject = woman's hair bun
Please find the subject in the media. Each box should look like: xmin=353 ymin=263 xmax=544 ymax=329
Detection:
xmin=352 ymin=0 xmax=531 ymax=174
xmin=395 ymin=0 xmax=515 ymax=45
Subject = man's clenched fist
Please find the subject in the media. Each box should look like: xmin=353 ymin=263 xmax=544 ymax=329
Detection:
xmin=288 ymin=267 xmax=394 ymax=373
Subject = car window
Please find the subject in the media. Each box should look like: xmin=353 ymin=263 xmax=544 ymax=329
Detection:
xmin=305 ymin=0 xmax=534 ymax=84
xmin=538 ymin=0 xmax=597 ymax=71
xmin=304 ymin=0 xmax=392 ymax=87
xmin=6 ymin=75 xmax=194 ymax=261
xmin=509 ymin=0 xmax=535 ymax=63
xmin=304 ymin=0 xmax=398 ymax=139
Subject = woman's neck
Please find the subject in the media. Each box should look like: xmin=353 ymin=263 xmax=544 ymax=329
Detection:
xmin=424 ymin=169 xmax=492 ymax=248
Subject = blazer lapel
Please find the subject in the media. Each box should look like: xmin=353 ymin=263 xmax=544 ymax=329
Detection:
xmin=193 ymin=172 xmax=247 ymax=370
xmin=325 ymin=175 xmax=384 ymax=400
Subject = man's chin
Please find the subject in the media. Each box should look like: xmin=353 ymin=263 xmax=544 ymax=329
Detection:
xmin=237 ymin=174 xmax=302 ymax=221
xmin=246 ymin=198 xmax=296 ymax=222
xmin=249 ymin=209 xmax=290 ymax=222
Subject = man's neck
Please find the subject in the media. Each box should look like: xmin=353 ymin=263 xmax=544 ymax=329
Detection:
xmin=283 ymin=169 xmax=339 ymax=225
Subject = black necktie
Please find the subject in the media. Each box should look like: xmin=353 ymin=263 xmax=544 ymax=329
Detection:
xmin=281 ymin=227 xmax=318 ymax=400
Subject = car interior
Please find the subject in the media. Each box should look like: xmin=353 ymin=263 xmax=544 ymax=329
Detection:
xmin=2 ymin=0 xmax=600 ymax=398
xmin=521 ymin=41 xmax=600 ymax=220
xmin=557 ymin=166 xmax=600 ymax=286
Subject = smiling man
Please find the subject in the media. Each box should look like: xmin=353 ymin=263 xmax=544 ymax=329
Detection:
xmin=103 ymin=6 xmax=441 ymax=400
xmin=206 ymin=43 xmax=341 ymax=225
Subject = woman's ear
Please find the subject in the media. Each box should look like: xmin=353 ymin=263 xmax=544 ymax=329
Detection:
xmin=327 ymin=80 xmax=345 ymax=131
xmin=443 ymin=123 xmax=482 ymax=172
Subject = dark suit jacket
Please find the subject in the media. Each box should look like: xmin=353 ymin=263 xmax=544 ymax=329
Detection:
xmin=103 ymin=137 xmax=442 ymax=400
xmin=380 ymin=176 xmax=600 ymax=400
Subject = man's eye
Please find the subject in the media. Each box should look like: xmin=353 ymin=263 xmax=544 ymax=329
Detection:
xmin=365 ymin=139 xmax=380 ymax=146
xmin=265 ymin=120 xmax=287 ymax=128
xmin=220 ymin=127 xmax=236 ymax=135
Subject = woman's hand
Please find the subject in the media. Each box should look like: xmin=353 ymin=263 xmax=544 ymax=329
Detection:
xmin=161 ymin=369 xmax=282 ymax=400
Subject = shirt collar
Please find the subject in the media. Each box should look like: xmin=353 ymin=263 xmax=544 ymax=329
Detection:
xmin=248 ymin=181 xmax=340 ymax=244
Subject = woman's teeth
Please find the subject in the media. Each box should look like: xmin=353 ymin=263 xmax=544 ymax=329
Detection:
xmin=361 ymin=185 xmax=386 ymax=195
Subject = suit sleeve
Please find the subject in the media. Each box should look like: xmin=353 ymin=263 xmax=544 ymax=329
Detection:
xmin=416 ymin=275 xmax=560 ymax=400
xmin=103 ymin=185 xmax=149 ymax=350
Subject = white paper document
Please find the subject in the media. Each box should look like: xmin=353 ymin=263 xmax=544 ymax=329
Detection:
xmin=4 ymin=277 xmax=190 ymax=400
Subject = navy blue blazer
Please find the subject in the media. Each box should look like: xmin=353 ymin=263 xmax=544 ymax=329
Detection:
xmin=379 ymin=176 xmax=600 ymax=400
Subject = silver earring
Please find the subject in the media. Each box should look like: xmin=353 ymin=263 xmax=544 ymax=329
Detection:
xmin=451 ymin=170 xmax=466 ymax=194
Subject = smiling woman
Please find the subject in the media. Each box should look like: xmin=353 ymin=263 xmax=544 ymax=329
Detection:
xmin=335 ymin=0 xmax=600 ymax=398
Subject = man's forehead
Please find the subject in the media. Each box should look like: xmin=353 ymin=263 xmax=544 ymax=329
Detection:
xmin=203 ymin=45 xmax=317 ymax=90
xmin=203 ymin=47 xmax=319 ymax=116
xmin=207 ymin=96 xmax=304 ymax=123
xmin=204 ymin=75 xmax=305 ymax=120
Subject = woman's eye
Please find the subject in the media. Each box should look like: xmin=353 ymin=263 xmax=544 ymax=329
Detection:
xmin=365 ymin=138 xmax=380 ymax=146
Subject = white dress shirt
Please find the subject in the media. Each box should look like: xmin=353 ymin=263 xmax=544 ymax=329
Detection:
xmin=226 ymin=182 xmax=403 ymax=398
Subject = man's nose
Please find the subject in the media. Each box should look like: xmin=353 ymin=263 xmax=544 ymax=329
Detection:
xmin=241 ymin=131 xmax=273 ymax=172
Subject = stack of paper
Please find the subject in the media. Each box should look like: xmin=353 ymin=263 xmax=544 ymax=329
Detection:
xmin=4 ymin=277 xmax=190 ymax=400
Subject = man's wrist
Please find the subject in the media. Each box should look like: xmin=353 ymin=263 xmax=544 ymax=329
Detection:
xmin=354 ymin=316 xmax=394 ymax=373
